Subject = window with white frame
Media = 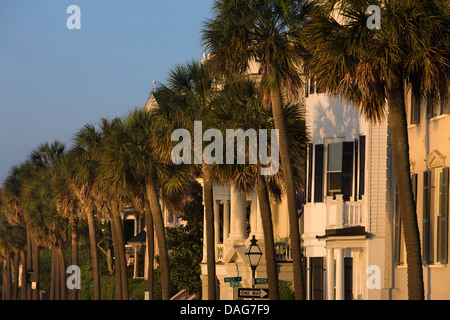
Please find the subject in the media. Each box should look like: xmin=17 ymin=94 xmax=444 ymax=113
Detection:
xmin=327 ymin=142 xmax=343 ymax=197
xmin=306 ymin=137 xmax=365 ymax=204
xmin=326 ymin=141 xmax=354 ymax=201
xmin=423 ymin=165 xmax=449 ymax=265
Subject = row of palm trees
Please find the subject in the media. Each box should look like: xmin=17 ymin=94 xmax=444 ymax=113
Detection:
xmin=0 ymin=61 xmax=307 ymax=300
xmin=1 ymin=0 xmax=448 ymax=301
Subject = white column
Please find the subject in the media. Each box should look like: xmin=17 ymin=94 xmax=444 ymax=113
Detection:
xmin=235 ymin=189 xmax=247 ymax=240
xmin=335 ymin=248 xmax=345 ymax=300
xmin=202 ymin=213 xmax=207 ymax=262
xmin=230 ymin=186 xmax=247 ymax=240
xmin=214 ymin=200 xmax=221 ymax=247
xmin=252 ymin=192 xmax=264 ymax=240
xmin=223 ymin=200 xmax=230 ymax=242
xmin=230 ymin=187 xmax=236 ymax=237
xmin=134 ymin=246 xmax=139 ymax=278
xmin=326 ymin=248 xmax=335 ymax=300
xmin=281 ymin=194 xmax=289 ymax=238
xmin=197 ymin=178 xmax=207 ymax=263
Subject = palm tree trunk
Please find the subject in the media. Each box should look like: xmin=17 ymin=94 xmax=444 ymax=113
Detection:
xmin=13 ymin=250 xmax=19 ymax=300
xmin=1 ymin=259 xmax=5 ymax=300
xmin=144 ymin=202 xmax=154 ymax=300
xmin=50 ymin=248 xmax=56 ymax=300
xmin=387 ymin=86 xmax=424 ymax=300
xmin=5 ymin=256 xmax=12 ymax=300
xmin=70 ymin=217 xmax=79 ymax=300
xmin=112 ymin=205 xmax=129 ymax=300
xmin=26 ymin=228 xmax=32 ymax=300
xmin=203 ymin=172 xmax=217 ymax=300
xmin=106 ymin=246 xmax=114 ymax=275
xmin=145 ymin=175 xmax=170 ymax=300
xmin=86 ymin=209 xmax=101 ymax=300
xmin=1 ymin=260 xmax=4 ymax=300
xmin=256 ymin=180 xmax=280 ymax=300
xmin=53 ymin=248 xmax=60 ymax=300
xmin=58 ymin=247 xmax=66 ymax=300
xmin=110 ymin=217 xmax=123 ymax=300
xmin=270 ymin=88 xmax=305 ymax=300
xmin=20 ymin=250 xmax=27 ymax=300
xmin=32 ymin=239 xmax=39 ymax=300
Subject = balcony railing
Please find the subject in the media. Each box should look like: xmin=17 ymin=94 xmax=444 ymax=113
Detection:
xmin=275 ymin=242 xmax=292 ymax=262
xmin=215 ymin=242 xmax=292 ymax=263
xmin=326 ymin=195 xmax=366 ymax=229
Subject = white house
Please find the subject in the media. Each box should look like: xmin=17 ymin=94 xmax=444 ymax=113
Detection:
xmin=141 ymin=52 xmax=449 ymax=300
xmin=302 ymin=79 xmax=391 ymax=300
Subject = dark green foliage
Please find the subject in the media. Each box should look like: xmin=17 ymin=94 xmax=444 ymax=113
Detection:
xmin=279 ymin=281 xmax=295 ymax=300
xmin=166 ymin=181 xmax=203 ymax=298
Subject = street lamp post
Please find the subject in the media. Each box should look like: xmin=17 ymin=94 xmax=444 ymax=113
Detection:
xmin=245 ymin=235 xmax=262 ymax=289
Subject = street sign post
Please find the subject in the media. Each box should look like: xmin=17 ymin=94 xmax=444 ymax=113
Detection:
xmin=237 ymin=288 xmax=269 ymax=299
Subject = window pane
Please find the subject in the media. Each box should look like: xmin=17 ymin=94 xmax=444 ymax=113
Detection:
xmin=314 ymin=145 xmax=324 ymax=203
xmin=411 ymin=93 xmax=420 ymax=124
xmin=327 ymin=172 xmax=342 ymax=194
xmin=427 ymin=95 xmax=436 ymax=119
xmin=328 ymin=143 xmax=343 ymax=172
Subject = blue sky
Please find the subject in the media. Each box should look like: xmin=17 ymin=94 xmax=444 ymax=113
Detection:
xmin=0 ymin=0 xmax=212 ymax=184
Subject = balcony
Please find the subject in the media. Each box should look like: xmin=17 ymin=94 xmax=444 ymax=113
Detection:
xmin=275 ymin=242 xmax=292 ymax=262
xmin=215 ymin=242 xmax=292 ymax=263
xmin=326 ymin=195 xmax=366 ymax=230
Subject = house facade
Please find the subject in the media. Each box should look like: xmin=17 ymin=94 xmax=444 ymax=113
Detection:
xmin=302 ymin=82 xmax=391 ymax=300
xmin=199 ymin=76 xmax=449 ymax=300
xmin=142 ymin=52 xmax=449 ymax=300
xmin=390 ymin=87 xmax=450 ymax=299
xmin=197 ymin=180 xmax=294 ymax=300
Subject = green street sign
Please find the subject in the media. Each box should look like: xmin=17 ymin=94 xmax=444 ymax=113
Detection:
xmin=224 ymin=277 xmax=242 ymax=283
xmin=254 ymin=278 xmax=268 ymax=285
xmin=230 ymin=281 xmax=240 ymax=287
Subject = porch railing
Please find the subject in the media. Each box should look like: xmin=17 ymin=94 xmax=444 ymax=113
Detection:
xmin=326 ymin=195 xmax=366 ymax=229
xmin=275 ymin=242 xmax=292 ymax=262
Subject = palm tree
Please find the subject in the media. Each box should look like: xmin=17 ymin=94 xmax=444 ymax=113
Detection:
xmin=1 ymin=169 xmax=30 ymax=300
xmin=1 ymin=163 xmax=35 ymax=300
xmin=209 ymin=79 xmax=281 ymax=299
xmin=0 ymin=189 xmax=22 ymax=301
xmin=0 ymin=203 xmax=26 ymax=301
xmin=202 ymin=0 xmax=310 ymax=299
xmin=154 ymin=60 xmax=219 ymax=299
xmin=68 ymin=125 xmax=104 ymax=300
xmin=99 ymin=109 xmax=187 ymax=300
xmin=208 ymin=78 xmax=309 ymax=299
xmin=24 ymin=171 xmax=69 ymax=301
xmin=54 ymin=154 xmax=81 ymax=300
xmin=302 ymin=0 xmax=449 ymax=300
xmin=24 ymin=142 xmax=68 ymax=300
xmin=96 ymin=117 xmax=130 ymax=300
